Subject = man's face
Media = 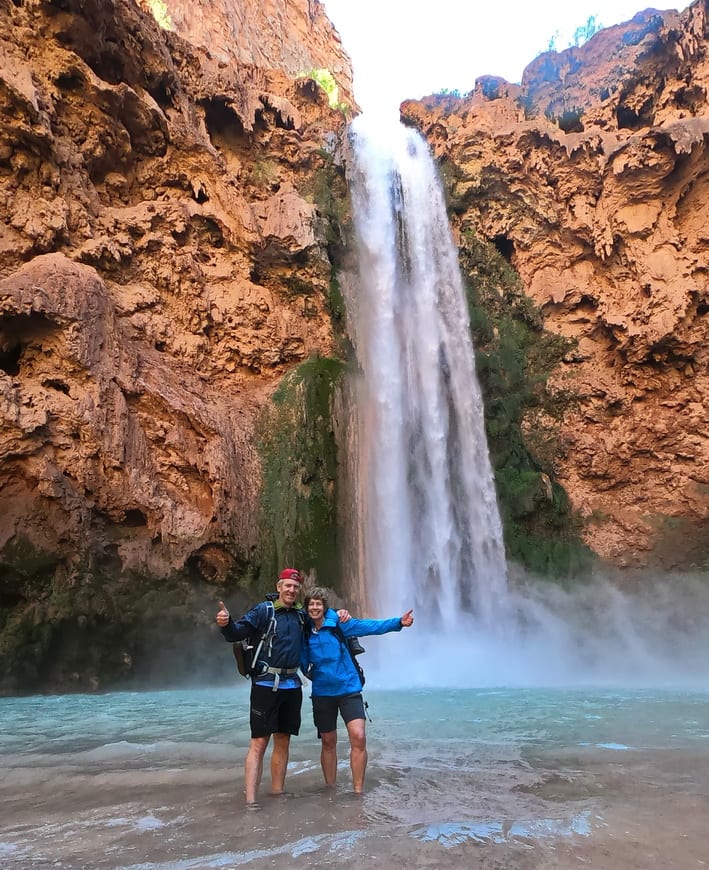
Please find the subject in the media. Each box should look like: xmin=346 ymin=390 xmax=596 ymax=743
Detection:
xmin=307 ymin=598 xmax=325 ymax=622
xmin=277 ymin=578 xmax=300 ymax=607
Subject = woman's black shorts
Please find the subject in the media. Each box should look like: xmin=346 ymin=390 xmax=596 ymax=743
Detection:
xmin=311 ymin=692 xmax=365 ymax=735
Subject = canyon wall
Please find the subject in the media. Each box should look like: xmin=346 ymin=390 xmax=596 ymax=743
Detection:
xmin=3 ymin=0 xmax=709 ymax=693
xmin=402 ymin=0 xmax=709 ymax=570
xmin=0 ymin=0 xmax=352 ymax=691
xmin=138 ymin=0 xmax=354 ymax=105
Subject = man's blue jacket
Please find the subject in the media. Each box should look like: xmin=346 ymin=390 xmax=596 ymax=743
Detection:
xmin=221 ymin=601 xmax=305 ymax=687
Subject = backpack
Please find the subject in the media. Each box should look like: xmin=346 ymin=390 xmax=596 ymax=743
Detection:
xmin=334 ymin=625 xmax=366 ymax=687
xmin=232 ymin=599 xmax=274 ymax=678
xmin=232 ymin=596 xmax=305 ymax=679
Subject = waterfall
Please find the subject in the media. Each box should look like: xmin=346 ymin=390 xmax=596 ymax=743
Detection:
xmin=342 ymin=115 xmax=508 ymax=632
xmin=336 ymin=116 xmax=709 ymax=690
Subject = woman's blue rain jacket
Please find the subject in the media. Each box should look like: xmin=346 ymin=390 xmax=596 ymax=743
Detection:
xmin=301 ymin=608 xmax=402 ymax=697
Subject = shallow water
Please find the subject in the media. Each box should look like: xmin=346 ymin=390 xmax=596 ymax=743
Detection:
xmin=2 ymin=686 xmax=709 ymax=869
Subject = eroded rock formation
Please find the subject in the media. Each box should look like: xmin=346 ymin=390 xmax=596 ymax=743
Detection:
xmin=4 ymin=0 xmax=709 ymax=693
xmin=0 ymin=0 xmax=352 ymax=690
xmin=141 ymin=0 xmax=354 ymax=106
xmin=402 ymin=1 xmax=709 ymax=568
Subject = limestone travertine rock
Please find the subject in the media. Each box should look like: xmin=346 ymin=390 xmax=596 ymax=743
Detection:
xmin=0 ymin=0 xmax=351 ymax=683
xmin=402 ymin=0 xmax=709 ymax=568
xmin=138 ymin=0 xmax=355 ymax=107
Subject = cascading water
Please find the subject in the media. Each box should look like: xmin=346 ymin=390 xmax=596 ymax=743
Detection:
xmin=343 ymin=115 xmax=508 ymax=631
xmin=340 ymin=116 xmax=709 ymax=690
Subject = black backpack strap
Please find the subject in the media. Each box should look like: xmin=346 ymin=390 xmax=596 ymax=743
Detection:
xmin=333 ymin=624 xmax=365 ymax=688
xmin=254 ymin=600 xmax=276 ymax=663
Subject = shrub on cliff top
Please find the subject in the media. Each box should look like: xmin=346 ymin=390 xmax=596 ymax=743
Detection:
xmin=298 ymin=68 xmax=350 ymax=114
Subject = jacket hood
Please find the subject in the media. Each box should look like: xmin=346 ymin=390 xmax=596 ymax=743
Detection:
xmin=321 ymin=607 xmax=340 ymax=628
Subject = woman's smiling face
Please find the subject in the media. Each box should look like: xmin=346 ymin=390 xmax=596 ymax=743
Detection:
xmin=307 ymin=598 xmax=325 ymax=623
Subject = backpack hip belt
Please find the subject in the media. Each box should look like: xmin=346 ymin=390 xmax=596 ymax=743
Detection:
xmin=263 ymin=666 xmax=299 ymax=691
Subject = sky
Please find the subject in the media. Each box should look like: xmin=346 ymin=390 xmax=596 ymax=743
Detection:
xmin=323 ymin=1 xmax=688 ymax=112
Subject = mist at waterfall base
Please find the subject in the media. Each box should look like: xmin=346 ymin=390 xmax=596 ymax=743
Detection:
xmin=342 ymin=114 xmax=709 ymax=695
xmin=360 ymin=570 xmax=709 ymax=691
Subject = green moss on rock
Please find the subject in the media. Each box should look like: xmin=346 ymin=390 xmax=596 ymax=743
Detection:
xmin=309 ymin=150 xmax=351 ymax=261
xmin=0 ymin=538 xmax=247 ymax=695
xmin=257 ymin=355 xmax=346 ymax=586
xmin=459 ymin=230 xmax=594 ymax=579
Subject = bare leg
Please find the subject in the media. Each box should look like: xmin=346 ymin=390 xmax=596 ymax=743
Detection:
xmin=270 ymin=732 xmax=291 ymax=794
xmin=320 ymin=730 xmax=338 ymax=786
xmin=346 ymin=718 xmax=367 ymax=793
xmin=244 ymin=735 xmax=270 ymax=805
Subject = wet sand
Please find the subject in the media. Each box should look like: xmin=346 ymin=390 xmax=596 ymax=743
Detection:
xmin=3 ymin=738 xmax=708 ymax=869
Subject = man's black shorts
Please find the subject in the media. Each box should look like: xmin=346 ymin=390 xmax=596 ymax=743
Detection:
xmin=311 ymin=693 xmax=365 ymax=735
xmin=250 ymin=685 xmax=302 ymax=738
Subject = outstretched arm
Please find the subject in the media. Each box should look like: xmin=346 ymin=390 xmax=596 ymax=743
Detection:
xmin=337 ymin=609 xmax=414 ymax=638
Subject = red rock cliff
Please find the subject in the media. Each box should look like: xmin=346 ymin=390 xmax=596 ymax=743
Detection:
xmin=0 ymin=0 xmax=352 ymax=690
xmin=402 ymin=1 xmax=709 ymax=569
xmin=138 ymin=0 xmax=354 ymax=106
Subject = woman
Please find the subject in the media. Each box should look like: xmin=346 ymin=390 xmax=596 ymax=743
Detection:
xmin=301 ymin=587 xmax=414 ymax=793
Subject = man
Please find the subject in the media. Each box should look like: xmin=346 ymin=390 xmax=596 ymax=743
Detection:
xmin=216 ymin=568 xmax=348 ymax=809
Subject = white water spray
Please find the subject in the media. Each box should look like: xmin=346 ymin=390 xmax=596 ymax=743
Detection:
xmin=343 ymin=115 xmax=507 ymax=629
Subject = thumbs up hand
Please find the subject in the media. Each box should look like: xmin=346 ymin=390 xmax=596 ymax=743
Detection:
xmin=400 ymin=609 xmax=414 ymax=628
xmin=216 ymin=600 xmax=230 ymax=627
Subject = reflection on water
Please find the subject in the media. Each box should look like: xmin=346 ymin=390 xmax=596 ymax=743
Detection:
xmin=411 ymin=814 xmax=592 ymax=846
xmin=2 ymin=687 xmax=709 ymax=868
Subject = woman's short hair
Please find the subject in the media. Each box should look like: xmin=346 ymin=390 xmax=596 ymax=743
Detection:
xmin=304 ymin=586 xmax=329 ymax=610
